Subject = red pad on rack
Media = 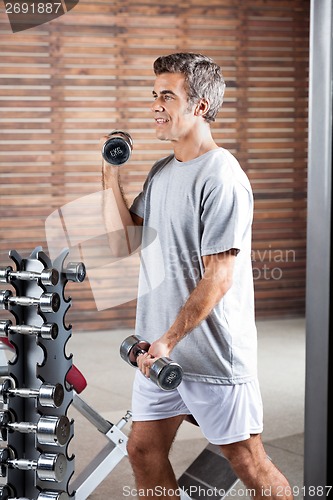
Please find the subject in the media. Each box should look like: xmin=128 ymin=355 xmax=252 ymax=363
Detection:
xmin=0 ymin=338 xmax=87 ymax=394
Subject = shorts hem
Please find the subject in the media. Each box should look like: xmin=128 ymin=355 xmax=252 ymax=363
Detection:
xmin=132 ymin=410 xmax=192 ymax=422
xmin=207 ymin=427 xmax=264 ymax=445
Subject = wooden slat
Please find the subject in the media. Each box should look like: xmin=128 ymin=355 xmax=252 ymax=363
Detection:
xmin=0 ymin=0 xmax=309 ymax=331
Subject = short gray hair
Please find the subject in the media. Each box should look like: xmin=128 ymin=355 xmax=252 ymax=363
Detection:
xmin=153 ymin=52 xmax=226 ymax=123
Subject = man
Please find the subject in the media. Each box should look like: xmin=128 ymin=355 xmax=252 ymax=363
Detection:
xmin=102 ymin=53 xmax=293 ymax=500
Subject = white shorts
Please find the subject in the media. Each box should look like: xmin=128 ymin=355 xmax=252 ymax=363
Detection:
xmin=132 ymin=371 xmax=263 ymax=445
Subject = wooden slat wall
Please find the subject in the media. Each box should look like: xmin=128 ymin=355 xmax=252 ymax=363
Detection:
xmin=0 ymin=0 xmax=309 ymax=331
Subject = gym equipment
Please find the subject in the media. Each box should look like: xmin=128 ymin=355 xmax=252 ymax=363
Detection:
xmin=64 ymin=262 xmax=86 ymax=283
xmin=101 ymin=130 xmax=133 ymax=165
xmin=0 ymin=247 xmax=85 ymax=498
xmin=0 ymin=290 xmax=60 ymax=313
xmin=0 ymin=485 xmax=69 ymax=500
xmin=0 ymin=266 xmax=59 ymax=286
xmin=0 ymin=319 xmax=58 ymax=340
xmin=0 ymin=448 xmax=67 ymax=482
xmin=177 ymin=442 xmax=239 ymax=500
xmin=0 ymin=379 xmax=64 ymax=408
xmin=120 ymin=334 xmax=183 ymax=391
xmin=0 ymin=411 xmax=70 ymax=446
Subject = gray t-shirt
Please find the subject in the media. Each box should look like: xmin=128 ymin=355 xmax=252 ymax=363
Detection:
xmin=130 ymin=148 xmax=257 ymax=384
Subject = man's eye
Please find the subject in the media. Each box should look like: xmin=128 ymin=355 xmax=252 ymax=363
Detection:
xmin=164 ymin=95 xmax=173 ymax=101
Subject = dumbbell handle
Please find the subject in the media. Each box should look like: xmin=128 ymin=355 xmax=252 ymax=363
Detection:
xmin=0 ymin=493 xmax=68 ymax=500
xmin=0 ymin=320 xmax=58 ymax=340
xmin=0 ymin=290 xmax=60 ymax=313
xmin=0 ymin=486 xmax=69 ymax=500
xmin=0 ymin=266 xmax=59 ymax=286
xmin=4 ymin=415 xmax=70 ymax=446
xmin=1 ymin=380 xmax=64 ymax=408
xmin=7 ymin=453 xmax=67 ymax=482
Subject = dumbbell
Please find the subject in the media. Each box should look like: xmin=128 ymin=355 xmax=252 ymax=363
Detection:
xmin=0 ymin=290 xmax=60 ymax=313
xmin=64 ymin=262 xmax=86 ymax=283
xmin=120 ymin=335 xmax=183 ymax=391
xmin=0 ymin=320 xmax=58 ymax=340
xmin=0 ymin=486 xmax=69 ymax=500
xmin=0 ymin=379 xmax=64 ymax=408
xmin=101 ymin=130 xmax=133 ymax=165
xmin=0 ymin=448 xmax=67 ymax=482
xmin=0 ymin=411 xmax=70 ymax=446
xmin=0 ymin=266 xmax=59 ymax=286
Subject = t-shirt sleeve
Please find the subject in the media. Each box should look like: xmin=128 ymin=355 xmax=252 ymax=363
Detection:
xmin=200 ymin=180 xmax=253 ymax=256
xmin=130 ymin=190 xmax=145 ymax=219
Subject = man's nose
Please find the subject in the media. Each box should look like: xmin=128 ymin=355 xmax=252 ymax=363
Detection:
xmin=151 ymin=99 xmax=164 ymax=112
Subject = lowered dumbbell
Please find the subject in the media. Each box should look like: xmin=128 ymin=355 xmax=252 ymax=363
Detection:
xmin=0 ymin=485 xmax=69 ymax=500
xmin=120 ymin=335 xmax=183 ymax=391
xmin=0 ymin=266 xmax=59 ymax=286
xmin=101 ymin=130 xmax=133 ymax=165
xmin=0 ymin=290 xmax=60 ymax=313
xmin=0 ymin=411 xmax=70 ymax=446
xmin=0 ymin=379 xmax=64 ymax=408
xmin=0 ymin=448 xmax=67 ymax=482
xmin=0 ymin=319 xmax=58 ymax=340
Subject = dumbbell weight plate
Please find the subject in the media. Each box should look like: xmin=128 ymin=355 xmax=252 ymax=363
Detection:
xmin=37 ymin=453 xmax=67 ymax=482
xmin=36 ymin=415 xmax=70 ymax=446
xmin=120 ymin=335 xmax=150 ymax=367
xmin=102 ymin=131 xmax=133 ymax=165
xmin=150 ymin=358 xmax=184 ymax=391
xmin=39 ymin=383 xmax=64 ymax=408
xmin=38 ymin=493 xmax=69 ymax=500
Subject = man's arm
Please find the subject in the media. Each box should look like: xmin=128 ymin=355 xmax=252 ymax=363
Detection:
xmin=102 ymin=153 xmax=143 ymax=255
xmin=137 ymin=249 xmax=237 ymax=374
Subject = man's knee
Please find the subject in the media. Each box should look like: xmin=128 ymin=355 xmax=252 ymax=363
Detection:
xmin=219 ymin=435 xmax=266 ymax=474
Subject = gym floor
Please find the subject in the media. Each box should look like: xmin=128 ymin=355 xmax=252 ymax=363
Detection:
xmin=68 ymin=317 xmax=305 ymax=500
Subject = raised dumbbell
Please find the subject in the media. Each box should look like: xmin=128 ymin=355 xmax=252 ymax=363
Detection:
xmin=0 ymin=266 xmax=59 ymax=286
xmin=0 ymin=319 xmax=58 ymax=340
xmin=120 ymin=335 xmax=183 ymax=391
xmin=0 ymin=379 xmax=64 ymax=408
xmin=0 ymin=290 xmax=60 ymax=313
xmin=0 ymin=485 xmax=69 ymax=500
xmin=64 ymin=261 xmax=86 ymax=283
xmin=0 ymin=448 xmax=67 ymax=482
xmin=101 ymin=130 xmax=133 ymax=165
xmin=0 ymin=411 xmax=70 ymax=446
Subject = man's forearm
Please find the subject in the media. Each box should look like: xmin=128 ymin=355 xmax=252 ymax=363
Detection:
xmin=162 ymin=253 xmax=235 ymax=353
xmin=102 ymin=161 xmax=138 ymax=254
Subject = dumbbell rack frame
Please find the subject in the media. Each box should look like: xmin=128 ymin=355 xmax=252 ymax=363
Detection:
xmin=0 ymin=247 xmax=83 ymax=498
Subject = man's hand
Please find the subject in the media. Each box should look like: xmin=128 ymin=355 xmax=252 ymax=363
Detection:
xmin=136 ymin=335 xmax=171 ymax=378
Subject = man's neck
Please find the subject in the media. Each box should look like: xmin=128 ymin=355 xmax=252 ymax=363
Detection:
xmin=172 ymin=127 xmax=219 ymax=162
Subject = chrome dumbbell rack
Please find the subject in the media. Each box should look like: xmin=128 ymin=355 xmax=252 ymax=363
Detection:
xmin=0 ymin=247 xmax=85 ymax=499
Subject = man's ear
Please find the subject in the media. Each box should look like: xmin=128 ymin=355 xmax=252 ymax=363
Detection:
xmin=194 ymin=98 xmax=210 ymax=117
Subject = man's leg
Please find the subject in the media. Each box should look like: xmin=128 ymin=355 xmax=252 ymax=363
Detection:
xmin=127 ymin=415 xmax=185 ymax=499
xmin=220 ymin=434 xmax=293 ymax=500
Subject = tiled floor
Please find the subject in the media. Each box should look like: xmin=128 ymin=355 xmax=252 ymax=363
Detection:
xmin=66 ymin=317 xmax=305 ymax=499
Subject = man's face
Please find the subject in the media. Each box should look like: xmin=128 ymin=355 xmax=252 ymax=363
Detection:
xmin=151 ymin=72 xmax=198 ymax=142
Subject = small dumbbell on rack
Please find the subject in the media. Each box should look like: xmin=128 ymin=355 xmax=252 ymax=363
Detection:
xmin=0 ymin=411 xmax=70 ymax=446
xmin=120 ymin=335 xmax=183 ymax=391
xmin=0 ymin=320 xmax=58 ymax=341
xmin=0 ymin=267 xmax=59 ymax=287
xmin=0 ymin=379 xmax=64 ymax=408
xmin=0 ymin=290 xmax=60 ymax=313
xmin=64 ymin=262 xmax=86 ymax=283
xmin=0 ymin=485 xmax=69 ymax=500
xmin=0 ymin=448 xmax=67 ymax=482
